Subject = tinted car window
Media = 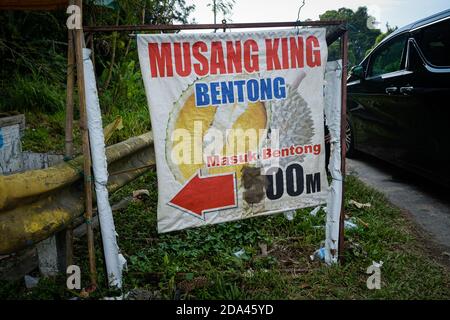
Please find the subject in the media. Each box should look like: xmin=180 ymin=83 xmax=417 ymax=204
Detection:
xmin=368 ymin=34 xmax=407 ymax=77
xmin=415 ymin=17 xmax=450 ymax=67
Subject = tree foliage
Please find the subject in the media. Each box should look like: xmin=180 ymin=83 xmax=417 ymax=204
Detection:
xmin=0 ymin=11 xmax=67 ymax=82
xmin=0 ymin=0 xmax=195 ymax=113
xmin=365 ymin=23 xmax=398 ymax=56
xmin=207 ymin=0 xmax=235 ymax=24
xmin=320 ymin=6 xmax=382 ymax=66
xmin=85 ymin=0 xmax=195 ymax=26
xmin=1 ymin=4 xmax=388 ymax=114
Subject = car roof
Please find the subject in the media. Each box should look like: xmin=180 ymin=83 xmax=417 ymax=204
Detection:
xmin=380 ymin=8 xmax=450 ymax=45
xmin=359 ymin=8 xmax=450 ymax=65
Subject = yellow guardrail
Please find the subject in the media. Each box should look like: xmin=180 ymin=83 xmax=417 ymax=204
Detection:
xmin=0 ymin=132 xmax=155 ymax=254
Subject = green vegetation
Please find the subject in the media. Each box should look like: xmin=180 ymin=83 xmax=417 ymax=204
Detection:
xmin=0 ymin=1 xmax=194 ymax=152
xmin=1 ymin=174 xmax=449 ymax=300
xmin=1 ymin=4 xmax=395 ymax=153
xmin=365 ymin=24 xmax=398 ymax=56
xmin=320 ymin=7 xmax=383 ymax=66
xmin=14 ymin=54 xmax=151 ymax=153
xmin=1 ymin=1 xmax=448 ymax=301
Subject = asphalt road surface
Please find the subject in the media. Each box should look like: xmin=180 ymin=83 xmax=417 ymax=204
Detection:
xmin=346 ymin=155 xmax=450 ymax=253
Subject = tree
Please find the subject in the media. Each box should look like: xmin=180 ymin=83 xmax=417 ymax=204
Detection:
xmin=0 ymin=0 xmax=196 ymax=113
xmin=320 ymin=6 xmax=382 ymax=66
xmin=83 ymin=0 xmax=196 ymax=110
xmin=207 ymin=0 xmax=235 ymax=25
xmin=86 ymin=0 xmax=193 ymax=93
xmin=365 ymin=23 xmax=398 ymax=56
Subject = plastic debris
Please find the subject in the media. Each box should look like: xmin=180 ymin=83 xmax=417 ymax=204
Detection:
xmin=310 ymin=247 xmax=326 ymax=261
xmin=309 ymin=206 xmax=321 ymax=216
xmin=103 ymin=295 xmax=124 ymax=300
xmin=355 ymin=217 xmax=369 ymax=228
xmin=132 ymin=189 xmax=150 ymax=202
xmin=233 ymin=248 xmax=246 ymax=258
xmin=24 ymin=275 xmax=40 ymax=289
xmin=284 ymin=210 xmax=295 ymax=221
xmin=349 ymin=199 xmax=371 ymax=209
xmin=344 ymin=219 xmax=358 ymax=230
xmin=372 ymin=261 xmax=383 ymax=268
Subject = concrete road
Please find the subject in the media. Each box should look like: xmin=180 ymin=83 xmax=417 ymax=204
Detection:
xmin=347 ymin=156 xmax=450 ymax=252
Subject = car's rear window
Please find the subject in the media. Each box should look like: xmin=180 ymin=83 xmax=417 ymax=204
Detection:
xmin=415 ymin=17 xmax=450 ymax=67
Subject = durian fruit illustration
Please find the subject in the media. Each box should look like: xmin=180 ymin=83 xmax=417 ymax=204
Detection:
xmin=269 ymin=71 xmax=314 ymax=167
xmin=166 ymin=75 xmax=269 ymax=185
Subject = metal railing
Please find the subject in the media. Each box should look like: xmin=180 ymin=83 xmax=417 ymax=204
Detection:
xmin=0 ymin=132 xmax=155 ymax=255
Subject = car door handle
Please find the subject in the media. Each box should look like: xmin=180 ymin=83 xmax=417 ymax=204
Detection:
xmin=385 ymin=87 xmax=398 ymax=94
xmin=400 ymin=86 xmax=414 ymax=95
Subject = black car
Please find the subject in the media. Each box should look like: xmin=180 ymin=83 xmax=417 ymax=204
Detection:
xmin=346 ymin=9 xmax=450 ymax=186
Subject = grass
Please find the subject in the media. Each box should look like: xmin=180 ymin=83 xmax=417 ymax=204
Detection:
xmin=21 ymin=101 xmax=150 ymax=154
xmin=21 ymin=111 xmax=73 ymax=153
xmin=2 ymin=58 xmax=449 ymax=300
xmin=2 ymin=7 xmax=448 ymax=301
xmin=1 ymin=173 xmax=449 ymax=300
xmin=5 ymin=60 xmax=150 ymax=154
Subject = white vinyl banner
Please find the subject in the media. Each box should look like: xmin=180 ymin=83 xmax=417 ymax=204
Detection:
xmin=138 ymin=28 xmax=329 ymax=233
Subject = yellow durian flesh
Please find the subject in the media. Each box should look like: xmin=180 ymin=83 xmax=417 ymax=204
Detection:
xmin=169 ymin=93 xmax=267 ymax=184
xmin=172 ymin=94 xmax=216 ymax=181
xmin=208 ymin=101 xmax=267 ymax=181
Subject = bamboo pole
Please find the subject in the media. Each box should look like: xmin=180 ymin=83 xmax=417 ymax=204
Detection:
xmin=65 ymin=26 xmax=75 ymax=269
xmin=74 ymin=0 xmax=97 ymax=288
xmin=65 ymin=32 xmax=74 ymax=158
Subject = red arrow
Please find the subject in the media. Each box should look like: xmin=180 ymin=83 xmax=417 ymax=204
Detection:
xmin=168 ymin=172 xmax=237 ymax=220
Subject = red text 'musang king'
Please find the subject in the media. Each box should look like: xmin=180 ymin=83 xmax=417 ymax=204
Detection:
xmin=148 ymin=35 xmax=323 ymax=78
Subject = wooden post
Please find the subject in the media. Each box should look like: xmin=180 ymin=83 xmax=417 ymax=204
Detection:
xmin=74 ymin=0 xmax=97 ymax=288
xmin=338 ymin=29 xmax=348 ymax=262
xmin=65 ymin=30 xmax=75 ymax=159
xmin=64 ymin=25 xmax=75 ymax=269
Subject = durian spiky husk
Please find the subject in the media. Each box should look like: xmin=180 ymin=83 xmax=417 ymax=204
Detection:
xmin=166 ymin=76 xmax=268 ymax=185
xmin=270 ymin=85 xmax=314 ymax=167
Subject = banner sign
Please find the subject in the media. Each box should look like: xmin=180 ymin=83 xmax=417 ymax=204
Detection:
xmin=138 ymin=28 xmax=329 ymax=233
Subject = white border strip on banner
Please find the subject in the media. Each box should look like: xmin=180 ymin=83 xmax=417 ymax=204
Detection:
xmin=324 ymin=60 xmax=343 ymax=265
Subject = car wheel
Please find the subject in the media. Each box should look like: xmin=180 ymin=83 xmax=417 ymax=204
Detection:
xmin=325 ymin=117 xmax=356 ymax=169
xmin=345 ymin=117 xmax=356 ymax=158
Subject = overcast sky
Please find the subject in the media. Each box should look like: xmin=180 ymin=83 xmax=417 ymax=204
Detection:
xmin=185 ymin=0 xmax=449 ymax=32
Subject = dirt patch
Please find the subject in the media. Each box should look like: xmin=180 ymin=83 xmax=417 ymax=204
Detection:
xmin=268 ymin=238 xmax=315 ymax=271
xmin=399 ymin=208 xmax=450 ymax=270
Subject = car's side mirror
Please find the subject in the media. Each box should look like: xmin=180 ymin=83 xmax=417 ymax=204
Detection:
xmin=350 ymin=65 xmax=365 ymax=79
